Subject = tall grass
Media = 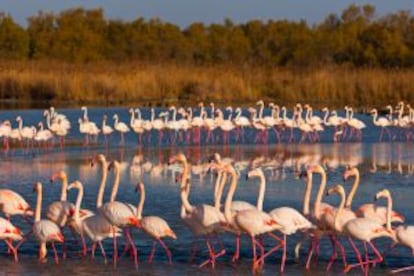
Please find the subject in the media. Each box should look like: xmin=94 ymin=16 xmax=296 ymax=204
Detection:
xmin=0 ymin=60 xmax=412 ymax=109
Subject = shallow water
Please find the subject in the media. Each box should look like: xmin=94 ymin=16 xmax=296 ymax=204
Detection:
xmin=0 ymin=107 xmax=413 ymax=275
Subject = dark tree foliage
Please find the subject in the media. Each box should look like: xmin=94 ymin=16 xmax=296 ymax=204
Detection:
xmin=0 ymin=5 xmax=413 ymax=67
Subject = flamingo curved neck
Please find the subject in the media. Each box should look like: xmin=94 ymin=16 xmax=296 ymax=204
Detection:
xmin=215 ymin=172 xmax=228 ymax=210
xmin=136 ymin=109 xmax=142 ymax=120
xmin=334 ymin=188 xmax=346 ymax=232
xmin=109 ymin=165 xmax=121 ymax=202
xmin=323 ymin=109 xmax=329 ymax=125
xmin=257 ymin=173 xmax=266 ymax=211
xmin=179 ymin=160 xmax=193 ymax=213
xmin=224 ymin=168 xmax=238 ymax=223
xmin=151 ymin=109 xmax=155 ymax=122
xmin=384 ymin=194 xmax=392 ymax=231
xmin=60 ymin=176 xmax=68 ymax=201
xmin=136 ymin=185 xmax=145 ymax=219
xmin=74 ymin=184 xmax=83 ymax=221
xmin=96 ymin=160 xmax=108 ymax=208
xmin=213 ymin=171 xmax=223 ymax=208
xmin=345 ymin=170 xmax=359 ymax=208
xmin=303 ymin=173 xmax=313 ymax=216
xmin=130 ymin=110 xmax=135 ymax=126
xmin=35 ymin=185 xmax=42 ymax=222
xmin=314 ymin=169 xmax=327 ymax=220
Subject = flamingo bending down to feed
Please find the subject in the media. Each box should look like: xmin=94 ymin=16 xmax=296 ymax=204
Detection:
xmin=135 ymin=182 xmax=177 ymax=264
xmin=0 ymin=217 xmax=22 ymax=262
xmin=32 ymin=182 xmax=64 ymax=264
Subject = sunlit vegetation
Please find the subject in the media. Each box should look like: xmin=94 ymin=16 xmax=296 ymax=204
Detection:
xmin=0 ymin=4 xmax=413 ymax=108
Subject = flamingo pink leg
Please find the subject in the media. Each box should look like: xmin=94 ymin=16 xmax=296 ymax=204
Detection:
xmin=98 ymin=241 xmax=107 ymax=264
xmin=232 ymin=234 xmax=241 ymax=262
xmin=4 ymin=239 xmax=18 ymax=262
xmin=148 ymin=241 xmax=156 ymax=263
xmin=158 ymin=239 xmax=173 ymax=265
xmin=51 ymin=241 xmax=59 ymax=264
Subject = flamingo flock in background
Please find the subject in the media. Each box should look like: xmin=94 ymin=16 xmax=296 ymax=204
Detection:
xmin=0 ymin=151 xmax=412 ymax=274
xmin=0 ymin=101 xmax=412 ymax=153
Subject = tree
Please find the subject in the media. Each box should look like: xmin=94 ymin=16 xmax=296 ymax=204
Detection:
xmin=0 ymin=13 xmax=28 ymax=59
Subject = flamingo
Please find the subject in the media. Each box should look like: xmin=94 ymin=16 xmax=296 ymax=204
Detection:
xmin=32 ymin=182 xmax=64 ymax=264
xmin=67 ymin=180 xmax=120 ymax=262
xmin=371 ymin=108 xmax=392 ymax=142
xmin=233 ymin=107 xmax=250 ymax=142
xmin=375 ymin=189 xmax=414 ymax=274
xmin=0 ymin=217 xmax=22 ymax=261
xmin=113 ymin=114 xmax=130 ymax=145
xmin=16 ymin=116 xmax=35 ymax=150
xmin=215 ymin=109 xmax=235 ymax=144
xmin=101 ymin=160 xmax=140 ymax=267
xmin=247 ymin=168 xmax=313 ymax=272
xmin=129 ymin=108 xmax=144 ymax=144
xmin=346 ymin=107 xmax=366 ymax=141
xmin=339 ymin=189 xmax=394 ymax=274
xmin=101 ymin=115 xmax=114 ymax=145
xmin=0 ymin=189 xmax=33 ymax=221
xmin=168 ymin=153 xmax=226 ymax=268
xmin=343 ymin=166 xmax=404 ymax=224
xmin=0 ymin=120 xmax=12 ymax=150
xmin=34 ymin=122 xmax=53 ymax=148
xmin=219 ymin=163 xmax=283 ymax=272
xmin=47 ymin=171 xmax=75 ymax=227
xmin=135 ymin=182 xmax=177 ymax=264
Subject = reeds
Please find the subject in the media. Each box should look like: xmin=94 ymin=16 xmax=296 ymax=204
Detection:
xmin=0 ymin=60 xmax=412 ymax=109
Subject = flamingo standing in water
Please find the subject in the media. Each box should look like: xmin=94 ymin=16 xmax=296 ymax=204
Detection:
xmin=113 ymin=114 xmax=130 ymax=145
xmin=101 ymin=160 xmax=141 ymax=268
xmin=218 ymin=163 xmax=283 ymax=272
xmin=101 ymin=115 xmax=114 ymax=145
xmin=0 ymin=189 xmax=33 ymax=221
xmin=134 ymin=182 xmax=177 ymax=264
xmin=247 ymin=168 xmax=313 ymax=272
xmin=32 ymin=182 xmax=64 ymax=264
xmin=375 ymin=189 xmax=414 ymax=274
xmin=331 ymin=185 xmax=394 ymax=274
xmin=370 ymin=108 xmax=393 ymax=142
xmin=0 ymin=216 xmax=22 ymax=261
xmin=169 ymin=153 xmax=226 ymax=268
xmin=343 ymin=166 xmax=404 ymax=224
xmin=67 ymin=180 xmax=120 ymax=262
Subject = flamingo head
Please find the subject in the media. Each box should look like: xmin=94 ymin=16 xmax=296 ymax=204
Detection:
xmin=168 ymin=153 xmax=187 ymax=165
xmin=103 ymin=115 xmax=107 ymax=120
xmin=81 ymin=106 xmax=87 ymax=111
xmin=246 ymin=168 xmax=264 ymax=180
xmin=135 ymin=182 xmax=144 ymax=193
xmin=32 ymin=182 xmax=42 ymax=193
xmin=375 ymin=189 xmax=391 ymax=201
xmin=113 ymin=114 xmax=118 ymax=120
xmin=343 ymin=165 xmax=358 ymax=181
xmin=129 ymin=108 xmax=134 ymax=113
xmin=307 ymin=164 xmax=325 ymax=175
xmin=91 ymin=154 xmax=107 ymax=167
xmin=225 ymin=106 xmax=233 ymax=112
xmin=370 ymin=108 xmax=377 ymax=114
xmin=108 ymin=160 xmax=120 ymax=171
xmin=247 ymin=107 xmax=256 ymax=113
xmin=256 ymin=100 xmax=264 ymax=106
xmin=326 ymin=184 xmax=345 ymax=196
xmin=15 ymin=116 xmax=22 ymax=122
xmin=67 ymin=181 xmax=82 ymax=191
xmin=322 ymin=107 xmax=328 ymax=112
xmin=50 ymin=170 xmax=67 ymax=183
xmin=43 ymin=110 xmax=49 ymax=116
xmin=198 ymin=102 xmax=204 ymax=107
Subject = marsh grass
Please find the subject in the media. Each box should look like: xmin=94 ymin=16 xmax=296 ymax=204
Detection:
xmin=0 ymin=60 xmax=412 ymax=109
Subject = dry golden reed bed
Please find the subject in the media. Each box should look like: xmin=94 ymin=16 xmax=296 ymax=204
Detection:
xmin=0 ymin=61 xmax=412 ymax=109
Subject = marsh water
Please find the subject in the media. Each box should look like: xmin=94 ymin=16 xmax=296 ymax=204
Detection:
xmin=0 ymin=107 xmax=413 ymax=275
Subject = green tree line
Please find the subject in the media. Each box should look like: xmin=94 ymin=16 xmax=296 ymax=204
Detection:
xmin=0 ymin=4 xmax=413 ymax=67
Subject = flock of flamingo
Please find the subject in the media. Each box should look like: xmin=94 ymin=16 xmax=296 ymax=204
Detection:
xmin=0 ymin=152 xmax=413 ymax=274
xmin=0 ymin=101 xmax=413 ymax=152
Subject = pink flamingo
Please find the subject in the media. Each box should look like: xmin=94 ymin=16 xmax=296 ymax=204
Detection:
xmin=135 ymin=182 xmax=177 ymax=264
xmin=343 ymin=166 xmax=404 ymax=224
xmin=339 ymin=188 xmax=394 ymax=274
xmin=169 ymin=153 xmax=226 ymax=268
xmin=0 ymin=217 xmax=22 ymax=262
xmin=67 ymin=180 xmax=120 ymax=262
xmin=0 ymin=189 xmax=33 ymax=221
xmin=375 ymin=189 xmax=414 ymax=274
xmin=101 ymin=160 xmax=141 ymax=268
xmin=32 ymin=182 xmax=64 ymax=264
xmin=219 ymin=163 xmax=283 ymax=272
